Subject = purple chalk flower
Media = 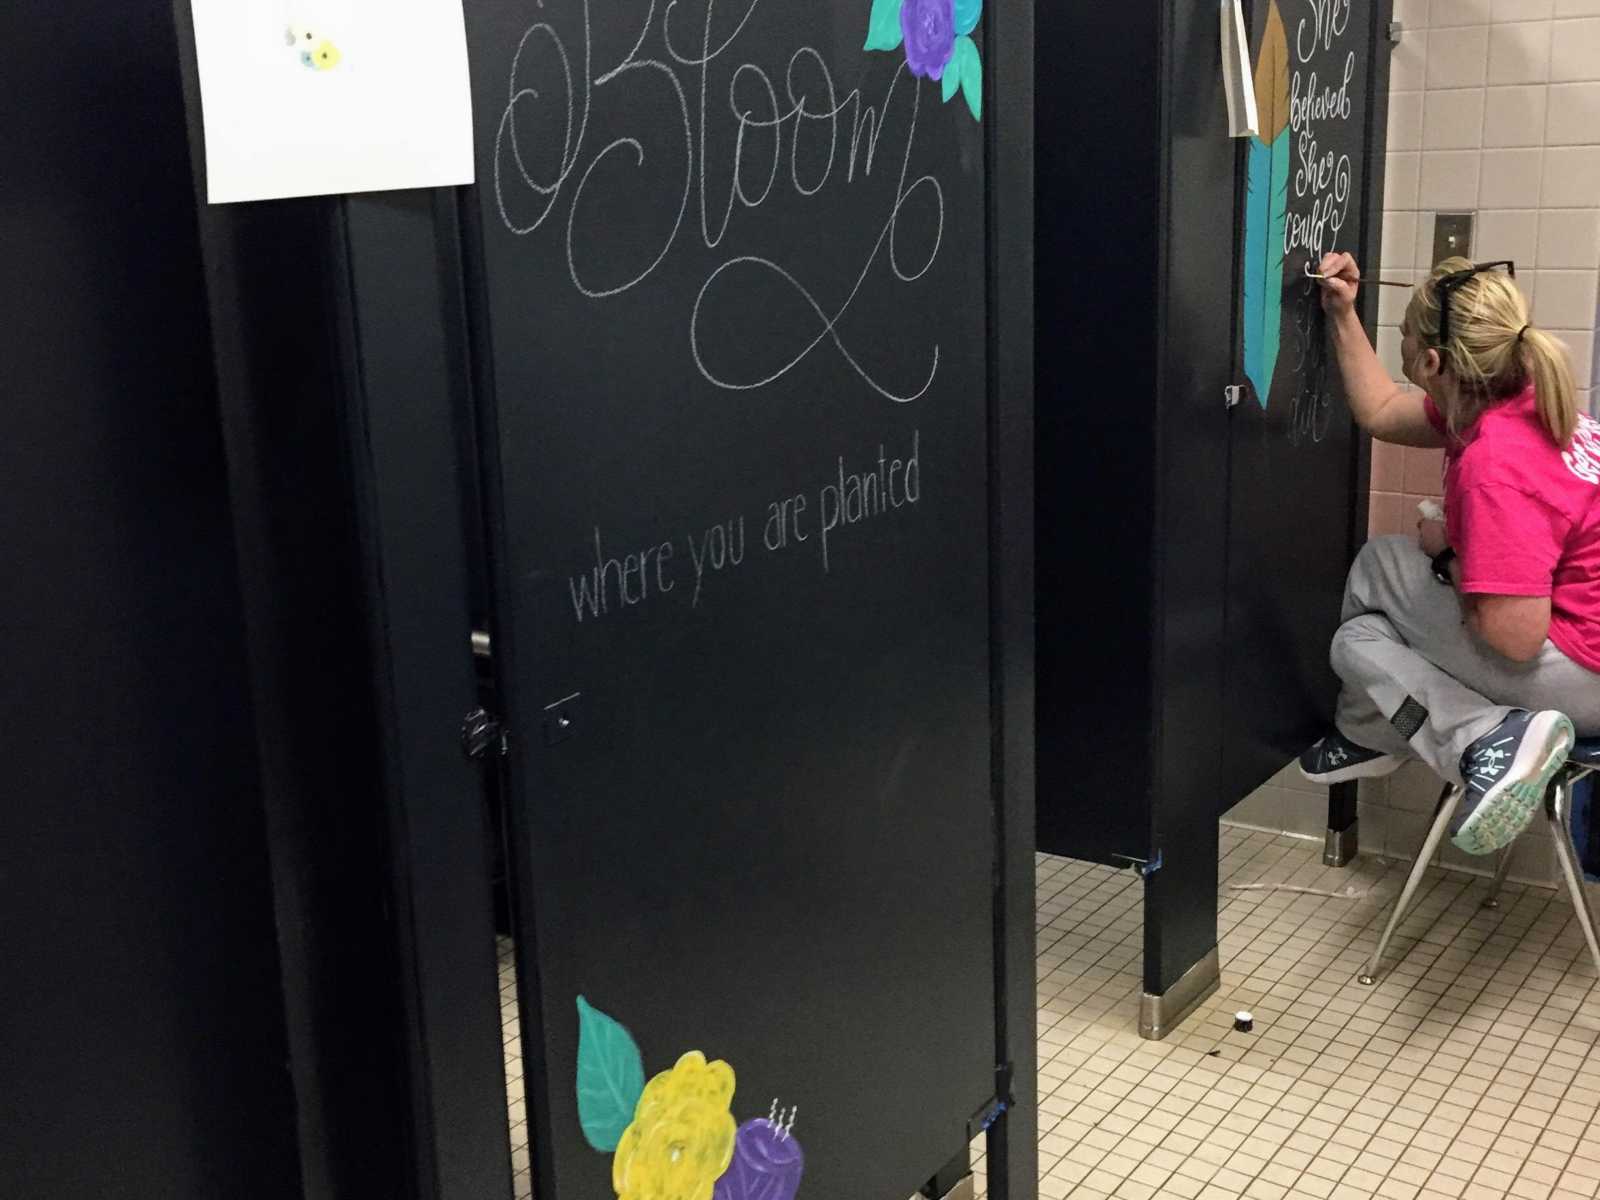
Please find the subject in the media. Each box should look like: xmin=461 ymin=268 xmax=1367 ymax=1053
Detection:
xmin=899 ymin=0 xmax=956 ymax=80
xmin=712 ymin=1118 xmax=805 ymax=1200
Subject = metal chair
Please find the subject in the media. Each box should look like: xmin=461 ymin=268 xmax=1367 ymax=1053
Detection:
xmin=1359 ymin=738 xmax=1600 ymax=986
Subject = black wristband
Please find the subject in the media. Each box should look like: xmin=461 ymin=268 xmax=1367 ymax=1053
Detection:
xmin=1431 ymin=546 xmax=1457 ymax=585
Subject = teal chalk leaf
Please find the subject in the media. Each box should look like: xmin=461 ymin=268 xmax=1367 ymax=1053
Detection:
xmin=954 ymin=0 xmax=981 ymax=37
xmin=575 ymin=996 xmax=645 ymax=1152
xmin=864 ymin=0 xmax=904 ymax=51
xmin=942 ymin=58 xmax=961 ymax=103
xmin=954 ymin=37 xmax=982 ymax=121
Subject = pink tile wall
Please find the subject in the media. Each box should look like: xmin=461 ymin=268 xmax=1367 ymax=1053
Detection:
xmin=1368 ymin=443 xmax=1445 ymax=537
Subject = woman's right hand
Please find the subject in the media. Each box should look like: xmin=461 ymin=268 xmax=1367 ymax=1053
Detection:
xmin=1316 ymin=251 xmax=1361 ymax=317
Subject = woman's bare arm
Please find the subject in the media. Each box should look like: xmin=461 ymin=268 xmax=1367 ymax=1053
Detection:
xmin=1327 ymin=309 xmax=1446 ymax=447
xmin=1318 ymin=252 xmax=1447 ymax=449
xmin=1463 ymin=590 xmax=1551 ymax=663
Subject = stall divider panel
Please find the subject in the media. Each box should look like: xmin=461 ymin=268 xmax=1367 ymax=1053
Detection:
xmin=985 ymin=0 xmax=1039 ymax=1191
xmin=1034 ymin=0 xmax=1386 ymax=1028
xmin=1145 ymin=0 xmax=1241 ymax=1014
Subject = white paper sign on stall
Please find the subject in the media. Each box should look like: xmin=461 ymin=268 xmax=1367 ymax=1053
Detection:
xmin=188 ymin=0 xmax=475 ymax=204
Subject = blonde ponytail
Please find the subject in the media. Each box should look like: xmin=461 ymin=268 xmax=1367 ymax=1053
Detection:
xmin=1403 ymin=256 xmax=1579 ymax=446
xmin=1521 ymin=325 xmax=1579 ymax=446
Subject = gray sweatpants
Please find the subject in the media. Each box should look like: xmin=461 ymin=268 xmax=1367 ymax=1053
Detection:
xmin=1332 ymin=535 xmax=1600 ymax=787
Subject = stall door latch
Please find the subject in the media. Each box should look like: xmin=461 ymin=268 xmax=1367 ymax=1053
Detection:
xmin=961 ymin=1061 xmax=1016 ymax=1142
xmin=461 ymin=708 xmax=508 ymax=760
xmin=542 ymin=692 xmax=581 ymax=745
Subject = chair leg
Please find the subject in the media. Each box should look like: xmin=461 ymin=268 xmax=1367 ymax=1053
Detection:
xmin=1361 ymin=784 xmax=1462 ymax=986
xmin=1547 ymin=775 xmax=1600 ymax=982
xmin=1482 ymin=846 xmax=1516 ymax=909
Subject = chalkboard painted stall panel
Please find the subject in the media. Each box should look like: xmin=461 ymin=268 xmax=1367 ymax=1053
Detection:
xmin=465 ymin=2 xmax=996 ymax=1197
xmin=1224 ymin=0 xmax=1383 ymax=801
xmin=1032 ymin=0 xmax=1383 ymax=1012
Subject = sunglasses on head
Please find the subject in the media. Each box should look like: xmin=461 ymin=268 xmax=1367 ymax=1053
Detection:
xmin=1434 ymin=260 xmax=1515 ymax=345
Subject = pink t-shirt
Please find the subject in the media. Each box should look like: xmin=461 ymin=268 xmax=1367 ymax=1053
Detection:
xmin=1424 ymin=387 xmax=1600 ymax=672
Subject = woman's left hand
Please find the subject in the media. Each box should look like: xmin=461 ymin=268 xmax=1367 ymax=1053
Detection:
xmin=1418 ymin=518 xmax=1449 ymax=559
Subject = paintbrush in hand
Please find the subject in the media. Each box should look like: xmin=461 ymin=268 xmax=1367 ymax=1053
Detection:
xmin=1302 ymin=263 xmax=1414 ymax=288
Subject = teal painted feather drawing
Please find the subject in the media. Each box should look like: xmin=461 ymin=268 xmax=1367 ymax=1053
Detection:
xmin=1242 ymin=0 xmax=1290 ymax=409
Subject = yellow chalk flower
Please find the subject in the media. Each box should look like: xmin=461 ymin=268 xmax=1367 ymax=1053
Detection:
xmin=612 ymin=1052 xmax=736 ymax=1200
xmin=311 ymin=40 xmax=342 ymax=70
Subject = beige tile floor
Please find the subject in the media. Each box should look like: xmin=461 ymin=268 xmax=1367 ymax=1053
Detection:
xmin=500 ymin=827 xmax=1600 ymax=1200
xmin=499 ymin=937 xmax=531 ymax=1198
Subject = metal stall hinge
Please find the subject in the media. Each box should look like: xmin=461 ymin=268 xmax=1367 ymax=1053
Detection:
xmin=1112 ymin=850 xmax=1163 ymax=878
xmin=461 ymin=708 xmax=508 ymax=760
xmin=1225 ymin=384 xmax=1245 ymax=410
xmin=1387 ymin=20 xmax=1404 ymax=44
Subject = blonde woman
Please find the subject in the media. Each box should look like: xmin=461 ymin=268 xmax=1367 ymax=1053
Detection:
xmin=1299 ymin=253 xmax=1600 ymax=856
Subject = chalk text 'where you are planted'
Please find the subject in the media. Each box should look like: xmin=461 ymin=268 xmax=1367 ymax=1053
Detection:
xmin=566 ymin=431 xmax=923 ymax=623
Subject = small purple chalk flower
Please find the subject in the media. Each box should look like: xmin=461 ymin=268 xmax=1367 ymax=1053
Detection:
xmin=899 ymin=0 xmax=956 ymax=81
xmin=713 ymin=1117 xmax=804 ymax=1200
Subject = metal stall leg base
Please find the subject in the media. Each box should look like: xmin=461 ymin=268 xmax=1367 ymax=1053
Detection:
xmin=1324 ymin=782 xmax=1359 ymax=867
xmin=1324 ymin=822 xmax=1359 ymax=868
xmin=1139 ymin=947 xmax=1220 ymax=1040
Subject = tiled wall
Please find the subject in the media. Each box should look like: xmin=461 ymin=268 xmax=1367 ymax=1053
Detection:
xmin=1368 ymin=442 xmax=1446 ymax=536
xmin=1377 ymin=0 xmax=1600 ymax=445
xmin=1225 ymin=0 xmax=1600 ymax=885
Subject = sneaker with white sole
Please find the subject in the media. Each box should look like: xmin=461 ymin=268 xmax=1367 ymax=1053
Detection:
xmin=1450 ymin=709 xmax=1576 ymax=856
xmin=1299 ymin=730 xmax=1404 ymax=785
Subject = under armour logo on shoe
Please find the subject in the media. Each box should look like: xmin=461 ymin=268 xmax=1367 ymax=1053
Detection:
xmin=1467 ymin=740 xmax=1514 ymax=791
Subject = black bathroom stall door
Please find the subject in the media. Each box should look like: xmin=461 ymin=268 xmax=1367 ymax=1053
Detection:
xmin=464 ymin=3 xmax=1002 ymax=1198
xmin=1223 ymin=0 xmax=1388 ymax=800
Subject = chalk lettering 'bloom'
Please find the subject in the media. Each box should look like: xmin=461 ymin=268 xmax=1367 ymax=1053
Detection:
xmin=899 ymin=0 xmax=956 ymax=80
xmin=612 ymin=1052 xmax=737 ymax=1200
